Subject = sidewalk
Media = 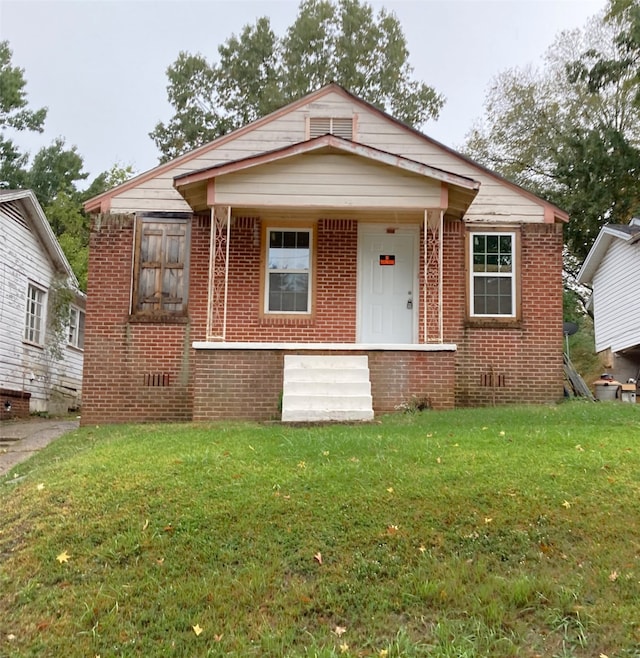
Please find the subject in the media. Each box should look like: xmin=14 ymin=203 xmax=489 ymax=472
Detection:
xmin=0 ymin=418 xmax=79 ymax=477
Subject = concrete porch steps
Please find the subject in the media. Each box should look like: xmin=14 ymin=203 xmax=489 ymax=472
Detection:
xmin=281 ymin=355 xmax=374 ymax=422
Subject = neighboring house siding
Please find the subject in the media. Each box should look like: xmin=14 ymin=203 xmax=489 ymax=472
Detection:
xmin=592 ymin=239 xmax=640 ymax=353
xmin=0 ymin=199 xmax=83 ymax=414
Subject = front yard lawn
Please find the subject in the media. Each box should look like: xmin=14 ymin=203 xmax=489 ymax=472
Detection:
xmin=2 ymin=401 xmax=640 ymax=657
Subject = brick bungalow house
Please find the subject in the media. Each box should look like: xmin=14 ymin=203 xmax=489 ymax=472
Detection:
xmin=82 ymin=84 xmax=567 ymax=424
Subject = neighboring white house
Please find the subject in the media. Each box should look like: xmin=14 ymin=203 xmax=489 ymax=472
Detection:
xmin=0 ymin=190 xmax=85 ymax=417
xmin=578 ymin=218 xmax=640 ymax=382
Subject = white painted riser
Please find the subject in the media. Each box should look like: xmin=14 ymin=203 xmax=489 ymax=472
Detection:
xmin=283 ymin=368 xmax=371 ymax=383
xmin=283 ymin=381 xmax=371 ymax=396
xmin=281 ymin=354 xmax=374 ymax=423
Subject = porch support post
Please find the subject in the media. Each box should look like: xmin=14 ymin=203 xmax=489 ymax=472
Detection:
xmin=423 ymin=209 xmax=443 ymax=343
xmin=207 ymin=205 xmax=231 ymax=341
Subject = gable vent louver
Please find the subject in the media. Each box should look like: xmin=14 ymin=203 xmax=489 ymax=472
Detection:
xmin=309 ymin=117 xmax=353 ymax=140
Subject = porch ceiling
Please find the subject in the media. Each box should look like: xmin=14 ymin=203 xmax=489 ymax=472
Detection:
xmin=174 ymin=135 xmax=479 ymax=221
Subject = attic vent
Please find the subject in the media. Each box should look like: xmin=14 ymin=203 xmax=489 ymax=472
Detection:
xmin=1 ymin=201 xmax=30 ymax=231
xmin=321 ymin=219 xmax=356 ymax=232
xmin=310 ymin=117 xmax=353 ymax=140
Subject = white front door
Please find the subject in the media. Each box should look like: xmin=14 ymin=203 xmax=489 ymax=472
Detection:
xmin=358 ymin=225 xmax=418 ymax=343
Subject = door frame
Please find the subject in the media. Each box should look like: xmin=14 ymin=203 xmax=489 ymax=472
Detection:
xmin=356 ymin=223 xmax=420 ymax=344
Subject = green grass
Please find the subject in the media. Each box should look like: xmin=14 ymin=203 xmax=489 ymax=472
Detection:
xmin=2 ymin=402 xmax=640 ymax=657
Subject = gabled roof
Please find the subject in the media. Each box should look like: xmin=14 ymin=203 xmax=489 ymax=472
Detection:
xmin=174 ymin=134 xmax=480 ymax=220
xmin=84 ymin=83 xmax=569 ymax=222
xmin=0 ymin=189 xmax=80 ymax=290
xmin=578 ymin=219 xmax=640 ymax=284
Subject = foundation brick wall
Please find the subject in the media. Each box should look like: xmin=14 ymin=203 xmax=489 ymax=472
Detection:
xmin=0 ymin=389 xmax=31 ymax=420
xmin=193 ymin=349 xmax=456 ymax=421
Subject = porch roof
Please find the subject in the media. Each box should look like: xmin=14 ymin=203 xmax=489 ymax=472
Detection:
xmin=173 ymin=135 xmax=480 ymax=221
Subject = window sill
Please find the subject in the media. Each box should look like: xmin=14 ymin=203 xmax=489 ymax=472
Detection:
xmin=465 ymin=318 xmax=523 ymax=330
xmin=22 ymin=339 xmax=44 ymax=350
xmin=128 ymin=314 xmax=189 ymax=325
xmin=259 ymin=315 xmax=315 ymax=326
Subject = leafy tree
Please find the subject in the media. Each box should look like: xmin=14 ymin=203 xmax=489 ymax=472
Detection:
xmin=465 ymin=9 xmax=640 ymax=268
xmin=0 ymin=40 xmax=47 ymax=188
xmin=151 ymin=0 xmax=444 ymax=161
xmin=28 ymin=137 xmax=88 ymax=208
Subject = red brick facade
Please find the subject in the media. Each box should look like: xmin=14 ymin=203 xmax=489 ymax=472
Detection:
xmin=81 ymin=213 xmax=564 ymax=425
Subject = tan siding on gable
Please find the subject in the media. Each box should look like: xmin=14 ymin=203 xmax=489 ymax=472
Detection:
xmin=106 ymin=88 xmax=545 ymax=223
xmin=214 ymin=153 xmax=442 ymax=208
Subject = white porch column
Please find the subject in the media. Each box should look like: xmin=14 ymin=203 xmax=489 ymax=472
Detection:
xmin=207 ymin=205 xmax=231 ymax=341
xmin=423 ymin=209 xmax=444 ymax=343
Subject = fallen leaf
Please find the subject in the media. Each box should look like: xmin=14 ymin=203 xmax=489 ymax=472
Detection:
xmin=7 ymin=634 xmax=16 ymax=641
xmin=163 ymin=524 xmax=174 ymax=533
xmin=436 ymin=457 xmax=441 ymax=464
xmin=379 ymin=650 xmax=389 ymax=657
xmin=386 ymin=525 xmax=399 ymax=535
xmin=192 ymin=624 xmax=203 ymax=636
xmin=419 ymin=545 xmax=426 ymax=553
xmin=386 ymin=487 xmax=394 ymax=493
xmin=333 ymin=625 xmax=347 ymax=637
xmin=322 ymin=451 xmax=330 ymax=456
xmin=37 ymin=483 xmax=45 ymax=491
xmin=214 ymin=633 xmax=223 ymax=642
xmin=314 ymin=552 xmax=323 ymax=565
xmin=499 ymin=431 xmax=506 ymax=436
xmin=562 ymin=500 xmax=571 ymax=509
xmin=609 ymin=570 xmax=619 ymax=582
xmin=575 ymin=444 xmax=585 ymax=452
xmin=56 ymin=551 xmax=70 ymax=564
xmin=340 ymin=643 xmax=349 ymax=654
xmin=298 ymin=461 xmax=306 ymax=469
xmin=156 ymin=557 xmax=165 ymax=565
xmin=142 ymin=519 xmax=149 ymax=531
xmin=484 ymin=517 xmax=493 ymax=524
xmin=482 ymin=426 xmax=488 ymax=430
xmin=600 ymin=654 xmax=610 ymax=658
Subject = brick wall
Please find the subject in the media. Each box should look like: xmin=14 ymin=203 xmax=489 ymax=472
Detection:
xmin=0 ymin=388 xmax=31 ymax=420
xmin=81 ymin=214 xmax=211 ymax=425
xmin=83 ymin=213 xmax=564 ymax=425
xmin=447 ymin=222 xmax=565 ymax=406
xmin=193 ymin=348 xmax=455 ymax=421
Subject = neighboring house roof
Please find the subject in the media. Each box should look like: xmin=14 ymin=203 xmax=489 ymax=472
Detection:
xmin=0 ymin=189 xmax=81 ymax=291
xmin=577 ymin=219 xmax=640 ymax=284
xmin=83 ymin=83 xmax=569 ymax=223
xmin=174 ymin=134 xmax=481 ymax=220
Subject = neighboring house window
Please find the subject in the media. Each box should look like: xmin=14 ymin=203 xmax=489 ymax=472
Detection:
xmin=68 ymin=306 xmax=85 ymax=349
xmin=265 ymin=228 xmax=312 ymax=314
xmin=133 ymin=216 xmax=190 ymax=316
xmin=24 ymin=283 xmax=46 ymax=345
xmin=470 ymin=231 xmax=517 ymax=317
xmin=309 ymin=117 xmax=353 ymax=140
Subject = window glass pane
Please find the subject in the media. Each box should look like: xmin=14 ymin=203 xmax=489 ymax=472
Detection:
xmin=486 ymin=235 xmax=499 ymax=253
xmin=473 ymin=276 xmax=512 ymax=315
xmin=268 ymin=273 xmax=309 ymax=312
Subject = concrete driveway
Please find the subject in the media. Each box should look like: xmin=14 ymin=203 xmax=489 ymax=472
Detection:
xmin=0 ymin=418 xmax=79 ymax=477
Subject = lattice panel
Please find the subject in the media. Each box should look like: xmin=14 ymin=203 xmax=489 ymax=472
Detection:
xmin=424 ymin=210 xmax=443 ymax=343
xmin=208 ymin=206 xmax=230 ymax=340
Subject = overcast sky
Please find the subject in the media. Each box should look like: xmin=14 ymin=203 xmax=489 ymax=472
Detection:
xmin=1 ymin=0 xmax=607 ymax=184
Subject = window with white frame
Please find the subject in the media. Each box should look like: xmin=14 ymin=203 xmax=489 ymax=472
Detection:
xmin=68 ymin=306 xmax=85 ymax=349
xmin=265 ymin=229 xmax=312 ymax=313
xmin=24 ymin=283 xmax=46 ymax=344
xmin=470 ymin=232 xmax=516 ymax=317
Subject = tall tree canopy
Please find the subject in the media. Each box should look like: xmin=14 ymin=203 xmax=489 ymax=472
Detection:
xmin=465 ymin=5 xmax=640 ymax=269
xmin=151 ymin=0 xmax=444 ymax=162
xmin=0 ymin=40 xmax=47 ymax=189
xmin=0 ymin=40 xmax=135 ymax=290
